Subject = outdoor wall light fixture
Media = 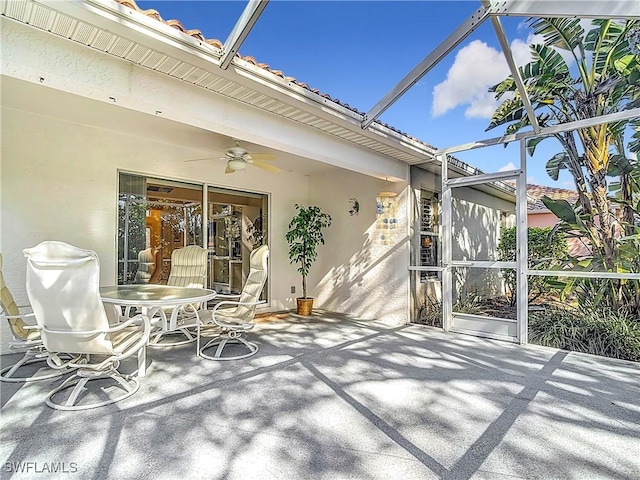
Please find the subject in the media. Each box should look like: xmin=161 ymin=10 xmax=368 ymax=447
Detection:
xmin=376 ymin=191 xmax=398 ymax=245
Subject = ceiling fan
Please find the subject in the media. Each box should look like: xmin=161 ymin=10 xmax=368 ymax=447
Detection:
xmin=185 ymin=140 xmax=280 ymax=174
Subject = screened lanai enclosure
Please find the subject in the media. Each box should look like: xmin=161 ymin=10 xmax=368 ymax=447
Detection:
xmin=1 ymin=0 xmax=639 ymax=351
xmin=397 ymin=1 xmax=639 ymax=344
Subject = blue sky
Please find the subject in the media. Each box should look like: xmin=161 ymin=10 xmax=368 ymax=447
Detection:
xmin=136 ymin=0 xmax=580 ymax=187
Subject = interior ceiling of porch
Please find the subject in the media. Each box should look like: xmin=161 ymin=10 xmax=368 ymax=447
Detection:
xmin=1 ymin=75 xmax=336 ymax=178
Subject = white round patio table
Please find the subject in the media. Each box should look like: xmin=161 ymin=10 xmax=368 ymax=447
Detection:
xmin=100 ymin=285 xmax=217 ymax=375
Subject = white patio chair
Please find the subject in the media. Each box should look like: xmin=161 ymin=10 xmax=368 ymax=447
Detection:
xmin=134 ymin=247 xmax=162 ymax=284
xmin=24 ymin=241 xmax=150 ymax=411
xmin=0 ymin=253 xmax=73 ymax=383
xmin=199 ymin=245 xmax=268 ymax=360
xmin=149 ymin=245 xmax=208 ymax=347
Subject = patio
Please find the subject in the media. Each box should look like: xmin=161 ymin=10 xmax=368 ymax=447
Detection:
xmin=2 ymin=312 xmax=639 ymax=479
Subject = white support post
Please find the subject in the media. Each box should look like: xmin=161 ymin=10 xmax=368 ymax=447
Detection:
xmin=436 ymin=108 xmax=640 ymax=155
xmin=490 ymin=16 xmax=540 ymax=133
xmin=516 ymin=140 xmax=528 ymax=344
xmin=446 ymin=169 xmax=521 ymax=187
xmin=440 ymin=154 xmax=453 ymax=332
xmin=362 ymin=5 xmax=489 ymax=129
xmin=487 ymin=0 xmax=639 ymax=19
xmin=220 ymin=0 xmax=269 ymax=70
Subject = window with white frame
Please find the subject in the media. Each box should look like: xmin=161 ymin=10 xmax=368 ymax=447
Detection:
xmin=420 ymin=190 xmax=440 ymax=282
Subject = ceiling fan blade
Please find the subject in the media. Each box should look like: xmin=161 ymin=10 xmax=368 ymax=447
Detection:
xmin=183 ymin=157 xmax=215 ymax=163
xmin=252 ymin=160 xmax=281 ymax=173
xmin=224 ymin=164 xmax=235 ymax=174
xmin=249 ymin=153 xmax=277 ymax=162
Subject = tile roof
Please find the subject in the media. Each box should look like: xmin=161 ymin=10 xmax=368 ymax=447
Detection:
xmin=114 ymin=0 xmax=436 ymax=150
xmin=526 ymin=184 xmax=579 ymax=212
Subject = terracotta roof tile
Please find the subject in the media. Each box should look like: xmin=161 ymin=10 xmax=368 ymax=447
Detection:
xmin=527 ymin=184 xmax=579 ymax=202
xmin=205 ymin=38 xmax=224 ymax=49
xmin=115 ymin=0 xmax=439 ymax=153
xmin=118 ymin=1 xmax=161 ymax=21
xmin=525 ymin=184 xmax=579 ymax=212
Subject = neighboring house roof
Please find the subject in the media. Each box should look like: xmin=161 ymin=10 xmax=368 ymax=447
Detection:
xmin=523 ymin=184 xmax=590 ymax=258
xmin=526 ymin=184 xmax=579 ymax=213
xmin=503 ymin=181 xmax=579 ymax=213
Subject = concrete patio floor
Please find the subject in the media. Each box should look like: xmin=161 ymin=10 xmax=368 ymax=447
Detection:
xmin=1 ymin=311 xmax=639 ymax=480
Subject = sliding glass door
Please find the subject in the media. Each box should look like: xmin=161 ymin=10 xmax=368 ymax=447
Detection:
xmin=207 ymin=186 xmax=267 ymax=295
xmin=118 ymin=173 xmax=203 ymax=285
xmin=118 ymin=173 xmax=268 ymax=301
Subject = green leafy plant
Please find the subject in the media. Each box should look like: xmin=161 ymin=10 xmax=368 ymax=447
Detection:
xmin=497 ymin=227 xmax=568 ymax=305
xmin=487 ymin=18 xmax=640 ymax=315
xmin=416 ymin=293 xmax=492 ymax=327
xmin=285 ymin=204 xmax=332 ymax=299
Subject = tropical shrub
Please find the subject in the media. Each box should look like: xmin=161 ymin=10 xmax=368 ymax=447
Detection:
xmin=416 ymin=293 xmax=492 ymax=327
xmin=497 ymin=226 xmax=568 ymax=305
xmin=487 ymin=18 xmax=640 ymax=315
xmin=529 ymin=305 xmax=640 ymax=362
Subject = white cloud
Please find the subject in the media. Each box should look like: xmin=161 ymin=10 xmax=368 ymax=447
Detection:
xmin=511 ymin=35 xmax=537 ymax=65
xmin=431 ymin=26 xmax=581 ymax=120
xmin=432 ymin=40 xmax=510 ymax=118
xmin=463 ymin=91 xmax=501 ymax=119
xmin=499 ymin=162 xmax=517 ymax=172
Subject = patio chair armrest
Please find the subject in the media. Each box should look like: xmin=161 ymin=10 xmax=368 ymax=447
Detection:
xmin=0 ymin=311 xmax=36 ymax=321
xmin=212 ymin=299 xmax=266 ymax=312
xmin=94 ymin=315 xmax=151 ymax=369
xmin=215 ymin=293 xmax=241 ymax=299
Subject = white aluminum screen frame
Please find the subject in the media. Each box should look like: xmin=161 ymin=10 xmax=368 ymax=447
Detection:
xmin=438 ymin=151 xmax=527 ymax=344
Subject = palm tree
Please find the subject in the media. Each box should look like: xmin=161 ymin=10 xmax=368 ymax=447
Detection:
xmin=487 ymin=18 xmax=639 ymax=311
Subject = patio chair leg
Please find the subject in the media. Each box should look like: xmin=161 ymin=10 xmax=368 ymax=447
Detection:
xmin=137 ymin=344 xmax=146 ymax=377
xmin=45 ymin=370 xmax=140 ymax=411
xmin=65 ymin=376 xmax=90 ymax=407
xmin=0 ymin=353 xmax=72 ymax=383
xmin=200 ymin=333 xmax=258 ymax=361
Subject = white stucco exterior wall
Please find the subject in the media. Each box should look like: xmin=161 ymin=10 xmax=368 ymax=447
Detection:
xmin=307 ymin=169 xmax=410 ymax=325
xmin=1 ymin=19 xmax=406 ymax=182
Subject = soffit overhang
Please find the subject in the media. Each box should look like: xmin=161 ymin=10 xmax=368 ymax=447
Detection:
xmin=2 ymin=0 xmax=435 ymax=166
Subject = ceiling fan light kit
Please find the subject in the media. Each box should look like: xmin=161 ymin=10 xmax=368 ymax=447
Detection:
xmin=227 ymin=158 xmax=247 ymax=171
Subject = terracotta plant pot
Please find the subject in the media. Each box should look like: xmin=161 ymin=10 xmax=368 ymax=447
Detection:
xmin=296 ymin=298 xmax=314 ymax=316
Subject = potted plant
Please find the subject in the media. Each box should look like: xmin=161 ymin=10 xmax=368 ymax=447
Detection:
xmin=286 ymin=204 xmax=332 ymax=315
